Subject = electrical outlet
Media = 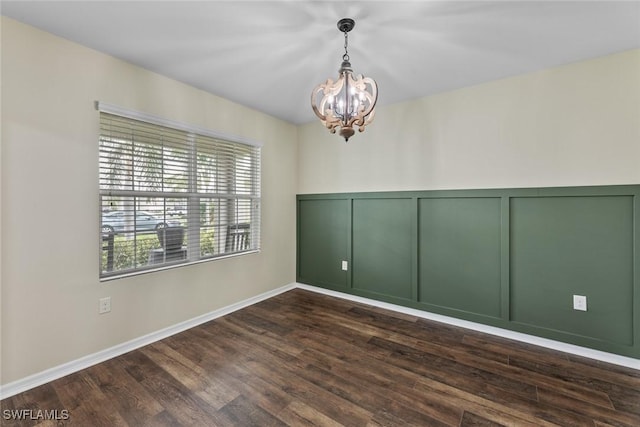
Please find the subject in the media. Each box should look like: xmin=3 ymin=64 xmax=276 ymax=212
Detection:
xmin=341 ymin=260 xmax=348 ymax=271
xmin=99 ymin=297 xmax=111 ymax=314
xmin=573 ymin=295 xmax=587 ymax=311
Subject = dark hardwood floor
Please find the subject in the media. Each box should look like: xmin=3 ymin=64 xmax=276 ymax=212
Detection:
xmin=2 ymin=289 xmax=639 ymax=426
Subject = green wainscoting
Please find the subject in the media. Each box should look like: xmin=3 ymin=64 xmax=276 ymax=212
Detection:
xmin=510 ymin=195 xmax=634 ymax=346
xmin=297 ymin=198 xmax=350 ymax=289
xmin=419 ymin=197 xmax=503 ymax=320
xmin=296 ymin=185 xmax=640 ymax=359
xmin=352 ymin=198 xmax=414 ymax=301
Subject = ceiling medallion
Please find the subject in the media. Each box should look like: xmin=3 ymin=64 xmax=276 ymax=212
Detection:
xmin=311 ymin=18 xmax=378 ymax=142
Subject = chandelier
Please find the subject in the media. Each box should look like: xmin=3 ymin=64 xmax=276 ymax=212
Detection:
xmin=311 ymin=18 xmax=378 ymax=141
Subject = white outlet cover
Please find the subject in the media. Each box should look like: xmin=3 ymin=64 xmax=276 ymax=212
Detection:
xmin=573 ymin=295 xmax=587 ymax=311
xmin=341 ymin=260 xmax=348 ymax=271
xmin=99 ymin=297 xmax=111 ymax=314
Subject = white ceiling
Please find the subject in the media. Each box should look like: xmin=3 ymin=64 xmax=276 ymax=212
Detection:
xmin=3 ymin=1 xmax=639 ymax=125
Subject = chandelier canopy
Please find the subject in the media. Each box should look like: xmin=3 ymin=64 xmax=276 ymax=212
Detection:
xmin=311 ymin=18 xmax=378 ymax=142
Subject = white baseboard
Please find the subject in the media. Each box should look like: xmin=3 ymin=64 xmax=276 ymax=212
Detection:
xmin=296 ymin=283 xmax=640 ymax=371
xmin=0 ymin=283 xmax=296 ymax=400
xmin=2 ymin=281 xmax=637 ymax=400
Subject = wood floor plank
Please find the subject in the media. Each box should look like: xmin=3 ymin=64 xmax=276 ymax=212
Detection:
xmin=118 ymin=350 xmax=227 ymax=426
xmin=567 ymin=354 xmax=640 ymax=381
xmin=276 ymin=400 xmax=344 ymax=427
xmin=508 ymin=355 xmax=640 ymax=416
xmin=509 ymin=350 xmax=640 ymax=391
xmin=288 ymin=333 xmax=467 ymax=425
xmin=241 ymin=357 xmax=374 ymax=427
xmin=346 ymin=306 xmax=517 ymax=367
xmin=161 ymin=328 xmax=294 ymax=421
xmin=378 ymin=325 xmax=615 ymax=411
xmin=216 ymin=363 xmax=293 ymax=419
xmin=143 ymin=409 xmax=182 ymax=426
xmin=412 ymin=372 xmax=558 ymax=427
xmin=49 ymin=370 xmax=129 ymax=426
xmin=459 ymin=411 xmax=505 ymax=427
xmin=2 ymin=288 xmax=638 ymax=426
xmin=369 ymin=335 xmax=540 ymax=402
xmin=298 ymin=362 xmax=454 ymax=426
xmin=216 ymin=394 xmax=287 ymax=427
xmin=86 ymin=358 xmax=165 ymax=425
xmin=138 ymin=342 xmax=240 ymax=411
xmin=164 ymin=334 xmax=295 ymax=422
xmin=349 ymin=305 xmax=467 ymax=345
xmin=537 ymin=386 xmax=640 ymax=427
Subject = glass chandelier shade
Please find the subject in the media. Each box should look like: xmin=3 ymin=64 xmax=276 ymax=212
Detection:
xmin=311 ymin=18 xmax=378 ymax=142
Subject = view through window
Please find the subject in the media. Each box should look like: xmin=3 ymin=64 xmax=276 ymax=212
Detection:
xmin=99 ymin=109 xmax=261 ymax=279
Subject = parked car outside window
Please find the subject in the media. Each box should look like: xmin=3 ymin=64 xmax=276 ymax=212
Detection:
xmin=101 ymin=210 xmax=181 ymax=233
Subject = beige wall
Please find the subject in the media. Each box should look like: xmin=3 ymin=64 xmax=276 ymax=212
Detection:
xmin=298 ymin=49 xmax=640 ymax=194
xmin=2 ymin=15 xmax=639 ymax=387
xmin=1 ymin=17 xmax=297 ymax=384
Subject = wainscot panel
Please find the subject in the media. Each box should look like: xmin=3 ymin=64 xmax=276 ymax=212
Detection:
xmin=419 ymin=197 xmax=502 ymax=319
xmin=297 ymin=198 xmax=350 ymax=289
xmin=510 ymin=195 xmax=634 ymax=346
xmin=352 ymin=198 xmax=414 ymax=300
xmin=297 ymin=185 xmax=640 ymax=359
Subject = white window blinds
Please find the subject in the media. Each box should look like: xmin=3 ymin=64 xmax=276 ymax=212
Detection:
xmin=98 ymin=107 xmax=261 ymax=279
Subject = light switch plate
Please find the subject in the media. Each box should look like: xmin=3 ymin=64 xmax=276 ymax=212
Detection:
xmin=341 ymin=260 xmax=348 ymax=271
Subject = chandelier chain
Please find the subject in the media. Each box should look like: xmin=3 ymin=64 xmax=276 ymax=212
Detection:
xmin=343 ymin=31 xmax=349 ymax=62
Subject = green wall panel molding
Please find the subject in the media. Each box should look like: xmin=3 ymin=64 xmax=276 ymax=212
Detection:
xmin=419 ymin=197 xmax=502 ymax=318
xmin=352 ymin=198 xmax=413 ymax=300
xmin=510 ymin=195 xmax=634 ymax=346
xmin=297 ymin=185 xmax=640 ymax=358
xmin=297 ymin=199 xmax=349 ymax=289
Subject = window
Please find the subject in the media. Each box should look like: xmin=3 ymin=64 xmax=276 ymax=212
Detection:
xmin=98 ymin=103 xmax=261 ymax=279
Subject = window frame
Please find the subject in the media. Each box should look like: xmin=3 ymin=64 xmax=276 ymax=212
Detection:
xmin=96 ymin=102 xmax=262 ymax=281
